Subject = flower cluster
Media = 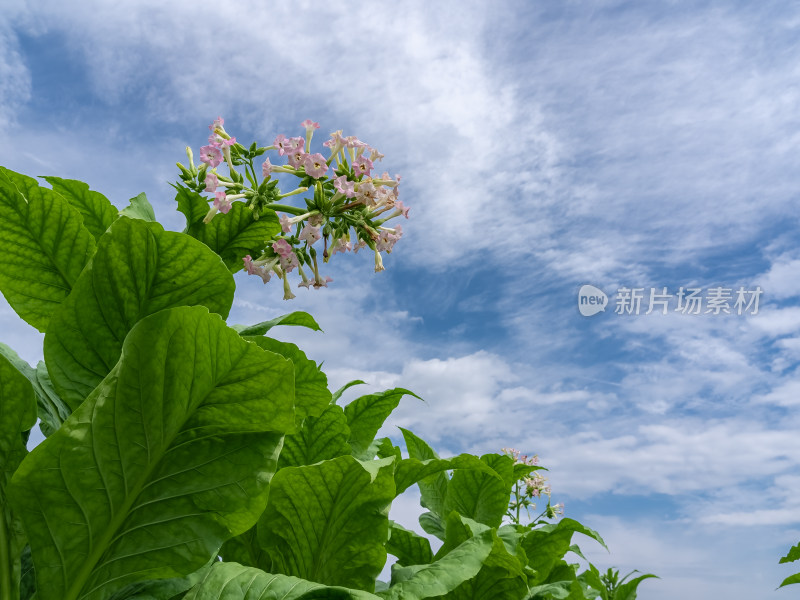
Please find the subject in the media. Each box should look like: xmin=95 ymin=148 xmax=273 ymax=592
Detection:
xmin=177 ymin=118 xmax=408 ymax=299
xmin=502 ymin=447 xmax=564 ymax=525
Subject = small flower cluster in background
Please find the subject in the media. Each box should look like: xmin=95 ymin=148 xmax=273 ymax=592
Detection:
xmin=502 ymin=447 xmax=564 ymax=525
xmin=177 ymin=118 xmax=408 ymax=299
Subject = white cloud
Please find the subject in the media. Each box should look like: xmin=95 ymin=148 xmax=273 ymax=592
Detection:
xmin=0 ymin=24 xmax=31 ymax=127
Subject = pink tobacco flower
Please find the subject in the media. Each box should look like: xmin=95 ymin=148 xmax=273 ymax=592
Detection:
xmin=242 ymin=255 xmax=272 ymax=284
xmin=353 ymin=155 xmax=374 ymax=178
xmin=313 ymin=275 xmax=333 ymax=288
xmin=279 ymin=213 xmax=292 ymax=233
xmin=204 ymin=172 xmax=219 ymax=192
xmin=333 ymin=175 xmax=356 ymax=198
xmin=323 ymin=130 xmax=346 ymax=155
xmin=345 ymin=136 xmax=367 ymax=150
xmin=356 ymin=179 xmax=378 ymax=205
xmin=368 ymin=146 xmax=384 ymax=162
xmin=262 ymin=157 xmax=274 ymax=178
xmin=301 ymin=119 xmax=320 ymax=132
xmin=329 ymin=237 xmax=351 ymax=257
xmin=199 ymin=145 xmax=223 ymax=168
xmin=243 ymin=255 xmax=256 ymax=275
xmin=376 ymin=225 xmax=402 ymax=253
xmin=390 ymin=200 xmax=410 ymax=219
xmin=209 ymin=116 xmax=224 ymax=131
xmin=280 ymin=252 xmax=299 ymax=272
xmin=303 ymin=153 xmax=328 ymax=178
xmin=272 ymin=238 xmax=293 ymax=257
xmin=274 ymin=134 xmax=290 ymax=156
xmin=299 ymin=224 xmax=321 ymax=245
xmin=297 ymin=265 xmax=313 ymax=289
xmin=213 ymin=191 xmax=232 ymax=214
xmin=287 ymin=147 xmax=306 ymax=168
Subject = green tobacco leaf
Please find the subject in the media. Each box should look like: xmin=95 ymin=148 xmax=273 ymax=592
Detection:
xmin=19 ymin=545 xmax=34 ymax=600
xmin=0 ymin=352 xmax=37 ymax=600
xmin=433 ymin=513 xmax=527 ymax=600
xmin=779 ymin=573 xmax=800 ymax=588
xmin=173 ymin=184 xmax=208 ymax=230
xmin=577 ymin=564 xmax=606 ymax=600
xmin=781 ymin=542 xmax=800 ymax=564
xmin=331 ymin=379 xmax=366 ymax=404
xmin=107 ymin=560 xmax=214 ymax=600
xmin=0 ymin=344 xmax=71 ymax=437
xmin=345 ymin=389 xmax=421 ymax=459
xmin=386 ymin=521 xmax=434 ymax=567
xmin=258 ymin=455 xmax=396 ymax=590
xmin=183 ymin=562 xmax=382 ymax=600
xmin=31 ymin=361 xmax=70 ymax=436
xmin=44 ymin=217 xmax=235 ymax=410
xmin=382 ymin=529 xmax=493 ymax=600
xmin=375 ymin=437 xmax=403 ymax=461
xmin=219 ymin=526 xmax=271 ymax=571
xmin=442 ymin=454 xmax=513 ymax=529
xmin=400 ymin=428 xmax=449 ymax=518
xmin=246 ymin=337 xmax=331 ymax=423
xmin=0 ymin=167 xmax=96 ymax=332
xmin=614 ymin=573 xmax=659 ymax=600
xmin=233 ymin=311 xmax=323 ymax=336
xmin=419 ymin=512 xmax=446 ymax=541
xmin=9 ymin=306 xmax=294 ymax=600
xmin=42 ymin=176 xmax=118 ymax=241
xmin=522 ymin=519 xmax=607 ymax=587
xmin=279 ymin=403 xmax=351 ymax=469
xmin=188 ymin=201 xmax=280 ymax=272
xmin=525 ymin=582 xmax=573 ymax=599
xmin=395 ymin=454 xmax=497 ymax=496
xmin=120 ymin=192 xmax=157 ymax=222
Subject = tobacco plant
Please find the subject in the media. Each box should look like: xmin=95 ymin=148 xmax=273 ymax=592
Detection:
xmin=0 ymin=121 xmax=653 ymax=600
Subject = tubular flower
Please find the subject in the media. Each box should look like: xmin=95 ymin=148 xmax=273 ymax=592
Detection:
xmin=181 ymin=118 xmax=409 ymax=298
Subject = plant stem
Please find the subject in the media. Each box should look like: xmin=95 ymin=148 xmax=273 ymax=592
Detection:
xmin=267 ymin=204 xmax=307 ymax=215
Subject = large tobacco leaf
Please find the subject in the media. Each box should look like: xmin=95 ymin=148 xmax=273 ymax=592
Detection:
xmin=258 ymin=455 xmax=396 ymax=591
xmin=400 ymin=428 xmax=449 ymax=538
xmin=233 ymin=311 xmax=322 ymax=336
xmin=431 ymin=514 xmax=527 ymax=600
xmin=44 ymin=216 xmax=235 ymax=410
xmin=0 ymin=352 xmax=37 ymax=600
xmin=0 ymin=343 xmax=70 ymax=438
xmin=521 ymin=518 xmax=607 ymax=587
xmin=245 ymin=337 xmax=331 ymax=424
xmin=442 ymin=454 xmax=513 ymax=529
xmin=0 ymin=167 xmax=96 ymax=332
xmin=386 ymin=521 xmax=434 ymax=567
xmin=8 ymin=306 xmax=295 ymax=600
xmin=278 ymin=403 xmax=351 ymax=469
xmin=382 ymin=528 xmax=494 ymax=600
xmin=120 ymin=192 xmax=157 ymax=222
xmin=183 ymin=562 xmax=381 ymax=600
xmin=345 ymin=389 xmax=420 ymax=459
xmin=41 ymin=176 xmax=119 ymax=241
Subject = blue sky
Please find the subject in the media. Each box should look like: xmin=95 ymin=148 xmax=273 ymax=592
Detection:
xmin=2 ymin=1 xmax=800 ymax=597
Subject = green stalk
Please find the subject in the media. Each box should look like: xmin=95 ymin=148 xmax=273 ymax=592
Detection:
xmin=267 ymin=204 xmax=307 ymax=215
